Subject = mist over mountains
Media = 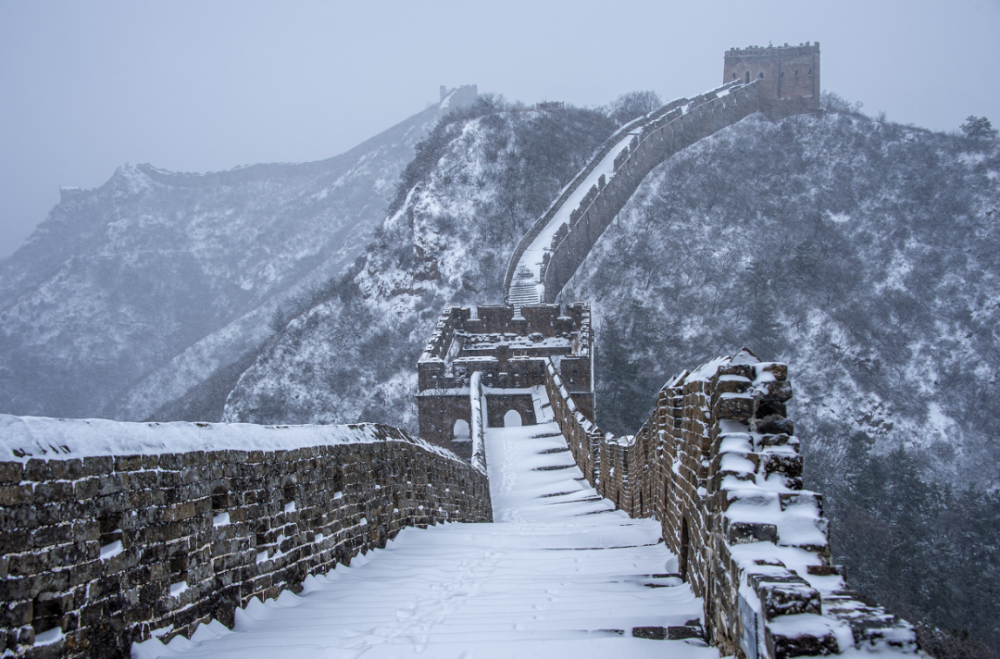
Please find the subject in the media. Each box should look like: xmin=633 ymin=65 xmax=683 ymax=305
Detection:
xmin=221 ymin=96 xmax=617 ymax=427
xmin=0 ymin=90 xmax=476 ymax=422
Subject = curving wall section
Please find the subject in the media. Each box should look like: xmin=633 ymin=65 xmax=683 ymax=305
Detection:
xmin=0 ymin=417 xmax=490 ymax=658
xmin=501 ymin=105 xmax=671 ymax=302
xmin=539 ymin=80 xmax=762 ymax=302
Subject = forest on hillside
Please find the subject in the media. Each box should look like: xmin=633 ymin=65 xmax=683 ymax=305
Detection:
xmin=570 ymin=95 xmax=1000 ymax=658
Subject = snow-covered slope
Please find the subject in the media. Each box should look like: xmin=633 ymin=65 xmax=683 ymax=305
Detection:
xmin=0 ymin=94 xmax=465 ymax=421
xmin=223 ymin=100 xmax=616 ymax=428
xmin=563 ymin=99 xmax=1000 ymax=651
xmin=563 ymin=97 xmax=1000 ymax=486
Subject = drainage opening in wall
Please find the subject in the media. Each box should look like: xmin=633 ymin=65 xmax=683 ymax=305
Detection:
xmin=680 ymin=516 xmax=691 ymax=581
xmin=32 ymin=591 xmax=69 ymax=639
xmin=212 ymin=486 xmax=231 ymax=511
xmin=169 ymin=552 xmax=189 ymax=598
xmin=255 ymin=521 xmax=271 ymax=555
xmin=98 ymin=509 xmax=124 ymax=561
xmin=212 ymin=486 xmax=232 ymax=536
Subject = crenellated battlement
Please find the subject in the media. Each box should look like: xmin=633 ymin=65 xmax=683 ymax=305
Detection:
xmin=543 ymin=349 xmax=918 ymax=659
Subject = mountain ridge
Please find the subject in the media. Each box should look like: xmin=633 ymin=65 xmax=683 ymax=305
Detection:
xmin=0 ymin=89 xmax=475 ymax=420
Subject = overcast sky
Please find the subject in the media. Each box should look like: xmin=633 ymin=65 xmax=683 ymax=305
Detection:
xmin=1 ymin=0 xmax=998 ymax=259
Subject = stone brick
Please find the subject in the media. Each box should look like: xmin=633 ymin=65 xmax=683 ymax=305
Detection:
xmin=73 ymin=479 xmax=100 ymax=501
xmin=82 ymin=456 xmax=113 ymax=477
xmin=33 ymin=523 xmax=75 ymax=548
xmin=33 ymin=480 xmax=77 ymax=504
xmin=756 ymin=362 xmax=788 ymax=382
xmin=114 ymin=455 xmax=143 ymax=472
xmin=761 ymin=453 xmax=803 ymax=479
xmin=765 ymin=626 xmax=839 ymax=659
xmin=0 ymin=529 xmax=31 ymax=555
xmin=2 ymin=484 xmax=36 ymax=511
xmin=755 ymin=579 xmax=822 ymax=619
xmin=0 ymin=461 xmax=24 ymax=483
xmin=727 ymin=521 xmax=777 ymax=545
xmin=162 ymin=502 xmax=197 ymax=523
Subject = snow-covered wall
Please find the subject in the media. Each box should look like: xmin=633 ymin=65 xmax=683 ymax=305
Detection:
xmin=0 ymin=418 xmax=491 ymax=658
xmin=540 ymin=80 xmax=763 ymax=304
xmin=416 ymin=303 xmax=593 ymax=451
xmin=544 ymin=352 xmax=918 ymax=659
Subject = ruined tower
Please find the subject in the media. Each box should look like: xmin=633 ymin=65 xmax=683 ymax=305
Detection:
xmin=724 ymin=42 xmax=820 ymax=117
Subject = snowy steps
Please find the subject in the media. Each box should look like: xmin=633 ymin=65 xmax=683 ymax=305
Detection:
xmin=508 ymin=267 xmax=541 ymax=314
xmin=138 ymin=420 xmax=715 ymax=659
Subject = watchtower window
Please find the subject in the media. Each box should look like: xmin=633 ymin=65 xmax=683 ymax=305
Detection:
xmin=732 ymin=73 xmax=737 ymax=80
xmin=759 ymin=72 xmax=764 ymax=79
xmin=745 ymin=71 xmax=750 ymax=84
xmin=794 ymin=69 xmax=799 ymax=77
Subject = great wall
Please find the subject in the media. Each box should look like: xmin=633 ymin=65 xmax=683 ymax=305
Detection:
xmin=0 ymin=43 xmax=921 ymax=659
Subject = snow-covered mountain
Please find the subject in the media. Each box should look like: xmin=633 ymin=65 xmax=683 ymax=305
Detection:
xmin=222 ymin=97 xmax=616 ymax=427
xmin=562 ymin=96 xmax=1000 ymax=486
xmin=221 ymin=93 xmax=1000 ymax=653
xmin=0 ymin=87 xmax=477 ymax=421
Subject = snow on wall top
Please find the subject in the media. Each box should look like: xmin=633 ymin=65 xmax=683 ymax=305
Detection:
xmin=0 ymin=414 xmax=469 ymax=468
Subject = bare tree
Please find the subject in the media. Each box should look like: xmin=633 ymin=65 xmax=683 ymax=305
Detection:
xmin=608 ymin=91 xmax=662 ymax=126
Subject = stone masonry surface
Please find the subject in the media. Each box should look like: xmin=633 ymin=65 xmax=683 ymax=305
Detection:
xmin=0 ymin=418 xmax=491 ymax=658
xmin=539 ymin=80 xmax=762 ymax=304
xmin=544 ymin=350 xmax=918 ymax=659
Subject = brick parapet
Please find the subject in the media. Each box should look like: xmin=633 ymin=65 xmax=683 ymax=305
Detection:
xmin=544 ymin=351 xmax=918 ymax=659
xmin=0 ymin=422 xmax=491 ymax=658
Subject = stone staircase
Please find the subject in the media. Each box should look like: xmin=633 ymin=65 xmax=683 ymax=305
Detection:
xmin=508 ymin=265 xmax=540 ymax=314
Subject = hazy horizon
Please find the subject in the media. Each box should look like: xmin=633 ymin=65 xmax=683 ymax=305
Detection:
xmin=2 ymin=0 xmax=998 ymax=259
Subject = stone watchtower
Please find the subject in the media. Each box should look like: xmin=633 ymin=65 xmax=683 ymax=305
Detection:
xmin=724 ymin=42 xmax=820 ymax=117
xmin=416 ymin=303 xmax=594 ymax=459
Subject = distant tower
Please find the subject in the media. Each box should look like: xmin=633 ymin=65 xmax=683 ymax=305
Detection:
xmin=724 ymin=42 xmax=820 ymax=117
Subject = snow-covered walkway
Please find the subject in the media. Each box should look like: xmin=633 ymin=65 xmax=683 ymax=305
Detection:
xmin=509 ymin=129 xmax=639 ymax=308
xmin=137 ymin=421 xmax=716 ymax=659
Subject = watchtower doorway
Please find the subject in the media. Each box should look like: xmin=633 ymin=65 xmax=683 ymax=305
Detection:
xmin=503 ymin=410 xmax=522 ymax=427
